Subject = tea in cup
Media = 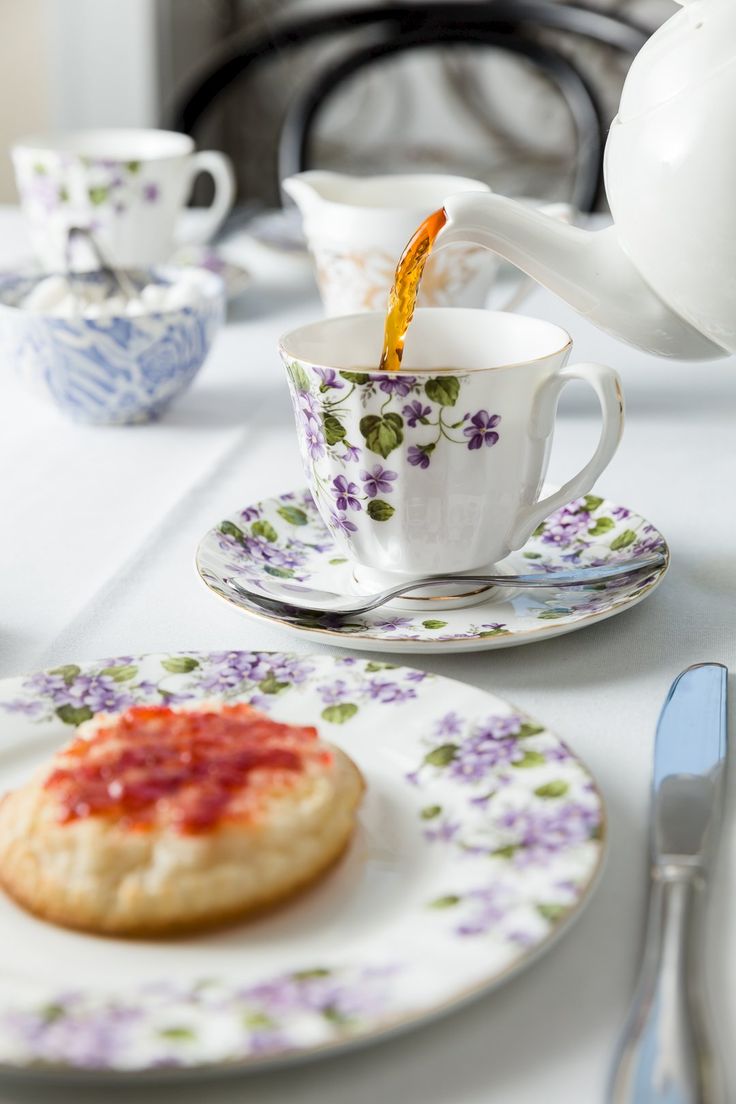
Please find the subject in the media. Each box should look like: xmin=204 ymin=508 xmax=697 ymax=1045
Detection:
xmin=282 ymin=171 xmax=572 ymax=316
xmin=280 ymin=309 xmax=624 ymax=591
xmin=12 ymin=128 xmax=235 ymax=270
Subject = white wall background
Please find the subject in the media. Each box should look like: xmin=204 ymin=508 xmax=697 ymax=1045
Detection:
xmin=0 ymin=0 xmax=50 ymax=202
xmin=43 ymin=0 xmax=159 ymax=131
xmin=0 ymin=0 xmax=160 ymax=201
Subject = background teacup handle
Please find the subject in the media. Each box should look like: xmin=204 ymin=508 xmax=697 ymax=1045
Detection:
xmin=509 ymin=362 xmax=624 ymax=548
xmin=178 ymin=151 xmax=236 ymax=246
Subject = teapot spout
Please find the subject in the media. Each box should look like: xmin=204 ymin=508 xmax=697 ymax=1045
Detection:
xmin=439 ymin=193 xmax=726 ymax=360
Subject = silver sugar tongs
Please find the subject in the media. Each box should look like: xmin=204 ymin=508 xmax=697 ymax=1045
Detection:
xmin=65 ymin=225 xmax=139 ymax=307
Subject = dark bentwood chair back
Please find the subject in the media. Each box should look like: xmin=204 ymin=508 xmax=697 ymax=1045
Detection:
xmin=168 ymin=1 xmax=648 ymax=213
xmin=278 ymin=31 xmax=604 ymax=212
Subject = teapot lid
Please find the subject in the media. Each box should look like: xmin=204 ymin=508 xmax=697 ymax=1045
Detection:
xmin=618 ymin=0 xmax=736 ymax=121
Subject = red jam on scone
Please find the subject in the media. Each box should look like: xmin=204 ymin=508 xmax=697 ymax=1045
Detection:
xmin=44 ymin=703 xmax=332 ymax=834
xmin=0 ymin=701 xmax=363 ymax=935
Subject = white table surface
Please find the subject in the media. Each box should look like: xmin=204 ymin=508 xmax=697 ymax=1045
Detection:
xmin=1 ymin=206 xmax=735 ymax=1104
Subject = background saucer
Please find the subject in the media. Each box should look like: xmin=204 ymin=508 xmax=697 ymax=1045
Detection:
xmin=196 ymin=488 xmax=669 ymax=654
xmin=167 ymin=243 xmax=251 ymax=301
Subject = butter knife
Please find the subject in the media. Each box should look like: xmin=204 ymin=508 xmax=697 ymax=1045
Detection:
xmin=608 ymin=662 xmax=729 ymax=1104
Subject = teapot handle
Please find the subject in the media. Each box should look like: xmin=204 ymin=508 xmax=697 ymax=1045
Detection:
xmin=509 ymin=362 xmax=625 ymax=548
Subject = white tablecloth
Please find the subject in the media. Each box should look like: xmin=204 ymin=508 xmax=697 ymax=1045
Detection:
xmin=1 ymin=206 xmax=735 ymax=1104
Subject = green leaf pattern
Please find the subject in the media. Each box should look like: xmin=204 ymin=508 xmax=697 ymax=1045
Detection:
xmin=359 ymin=413 xmax=403 ymax=459
xmin=277 ymin=506 xmax=309 ymax=526
xmin=322 ymin=412 xmax=346 ymax=446
xmin=366 ymin=499 xmax=395 ymax=521
xmin=424 ymin=377 xmax=460 ymax=406
xmin=281 ymin=360 xmax=501 ymax=537
xmin=251 ymin=520 xmax=278 ymax=543
xmin=321 ymin=702 xmax=359 ymax=724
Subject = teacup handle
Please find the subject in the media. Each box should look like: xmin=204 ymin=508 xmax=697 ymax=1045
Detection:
xmin=178 ymin=151 xmax=236 ymax=246
xmin=509 ymin=362 xmax=624 ymax=548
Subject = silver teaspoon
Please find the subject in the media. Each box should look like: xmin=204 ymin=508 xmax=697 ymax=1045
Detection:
xmin=226 ymin=552 xmax=667 ymax=619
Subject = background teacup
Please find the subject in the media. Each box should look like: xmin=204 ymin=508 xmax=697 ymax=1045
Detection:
xmin=280 ymin=309 xmax=624 ymax=590
xmin=282 ymin=171 xmax=573 ymax=317
xmin=12 ymin=128 xmax=235 ymax=270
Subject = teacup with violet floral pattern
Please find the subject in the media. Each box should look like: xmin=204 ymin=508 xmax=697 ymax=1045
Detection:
xmin=280 ymin=309 xmax=624 ymax=601
xmin=12 ymin=129 xmax=235 ymax=271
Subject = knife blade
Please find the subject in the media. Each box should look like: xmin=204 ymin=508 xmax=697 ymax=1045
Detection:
xmin=608 ymin=662 xmax=728 ymax=1104
xmin=654 ymin=663 xmax=728 ymax=864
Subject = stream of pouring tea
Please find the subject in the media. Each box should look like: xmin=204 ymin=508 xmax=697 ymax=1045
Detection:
xmin=379 ymin=206 xmax=447 ymax=373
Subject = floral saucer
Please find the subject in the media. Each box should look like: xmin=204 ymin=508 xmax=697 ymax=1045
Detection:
xmin=196 ymin=488 xmax=669 ymax=654
xmin=0 ymin=652 xmax=603 ymax=1077
xmin=167 ymin=243 xmax=251 ymax=301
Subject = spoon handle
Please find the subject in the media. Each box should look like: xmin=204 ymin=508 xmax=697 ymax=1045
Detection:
xmin=230 ymin=552 xmax=667 ymax=619
xmin=406 ymin=552 xmax=666 ymax=593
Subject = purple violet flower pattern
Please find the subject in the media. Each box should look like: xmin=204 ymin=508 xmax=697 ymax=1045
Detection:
xmin=360 ymin=465 xmax=397 ymax=498
xmin=329 ymin=511 xmax=359 ymax=535
xmin=303 ymin=416 xmax=325 ymax=461
xmin=316 ymin=368 xmax=343 ymax=391
xmin=463 ymin=410 xmax=501 ymax=451
xmin=331 ymin=475 xmax=361 ymax=512
xmin=411 ymin=702 xmax=604 ymax=942
xmin=540 ymin=502 xmax=592 ymax=546
xmin=298 ymin=390 xmax=320 ymax=419
xmin=1 ymin=652 xmax=321 ymax=726
xmin=0 ymin=966 xmax=400 ymax=1072
xmin=402 ymin=400 xmax=432 ymax=427
xmin=282 ymin=360 xmax=505 ymax=531
xmin=434 ymin=711 xmax=464 ymax=738
xmin=372 ymin=374 xmax=417 ymax=397
xmin=407 ymin=444 xmax=431 ymax=469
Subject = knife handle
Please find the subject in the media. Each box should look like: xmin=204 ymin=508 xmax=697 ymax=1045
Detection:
xmin=608 ymin=864 xmax=724 ymax=1104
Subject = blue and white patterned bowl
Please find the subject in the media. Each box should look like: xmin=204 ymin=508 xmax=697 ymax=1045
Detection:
xmin=0 ymin=267 xmax=224 ymax=424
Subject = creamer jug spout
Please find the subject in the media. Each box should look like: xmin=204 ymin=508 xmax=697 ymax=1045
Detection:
xmin=281 ymin=171 xmax=349 ymax=214
xmin=437 ymin=192 xmax=727 ymax=361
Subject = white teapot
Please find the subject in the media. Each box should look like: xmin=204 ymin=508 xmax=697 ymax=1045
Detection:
xmin=437 ymin=0 xmax=736 ymax=359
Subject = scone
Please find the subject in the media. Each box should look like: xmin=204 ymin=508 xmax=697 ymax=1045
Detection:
xmin=0 ymin=701 xmax=363 ymax=936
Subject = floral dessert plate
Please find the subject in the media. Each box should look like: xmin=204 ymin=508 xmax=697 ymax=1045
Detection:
xmin=196 ymin=488 xmax=669 ymax=654
xmin=0 ymin=652 xmax=604 ymax=1079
